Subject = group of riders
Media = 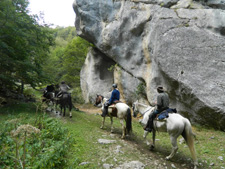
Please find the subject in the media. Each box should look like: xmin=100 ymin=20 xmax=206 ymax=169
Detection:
xmin=101 ymin=83 xmax=170 ymax=133
xmin=43 ymin=81 xmax=171 ymax=132
xmin=43 ymin=81 xmax=70 ymax=101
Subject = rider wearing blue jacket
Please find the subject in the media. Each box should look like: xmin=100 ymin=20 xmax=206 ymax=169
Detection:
xmin=108 ymin=86 xmax=120 ymax=105
xmin=101 ymin=84 xmax=120 ymax=117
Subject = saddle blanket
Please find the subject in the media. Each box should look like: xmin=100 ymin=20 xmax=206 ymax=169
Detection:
xmin=157 ymin=108 xmax=177 ymax=120
xmin=109 ymin=104 xmax=116 ymax=108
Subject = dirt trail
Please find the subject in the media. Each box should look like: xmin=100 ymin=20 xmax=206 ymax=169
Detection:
xmin=74 ymin=104 xmax=200 ymax=169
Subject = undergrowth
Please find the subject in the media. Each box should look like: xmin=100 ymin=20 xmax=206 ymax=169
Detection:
xmin=0 ymin=103 xmax=74 ymax=169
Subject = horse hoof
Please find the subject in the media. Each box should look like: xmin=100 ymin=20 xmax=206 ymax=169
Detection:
xmin=165 ymin=156 xmax=170 ymax=160
xmin=149 ymin=145 xmax=155 ymax=151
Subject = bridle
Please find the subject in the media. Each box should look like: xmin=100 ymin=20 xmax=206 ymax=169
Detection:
xmin=132 ymin=103 xmax=154 ymax=118
xmin=132 ymin=103 xmax=143 ymax=118
xmin=95 ymin=95 xmax=104 ymax=106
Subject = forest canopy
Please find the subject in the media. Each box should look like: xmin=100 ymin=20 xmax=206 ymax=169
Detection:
xmin=0 ymin=0 xmax=54 ymax=95
xmin=0 ymin=0 xmax=92 ymax=98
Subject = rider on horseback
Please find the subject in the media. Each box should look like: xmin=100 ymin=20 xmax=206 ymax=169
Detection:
xmin=57 ymin=81 xmax=70 ymax=98
xmin=101 ymin=84 xmax=120 ymax=117
xmin=43 ymin=84 xmax=55 ymax=98
xmin=144 ymin=86 xmax=169 ymax=132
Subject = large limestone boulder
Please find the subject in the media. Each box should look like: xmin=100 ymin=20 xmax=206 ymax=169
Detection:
xmin=80 ymin=48 xmax=115 ymax=103
xmin=74 ymin=0 xmax=225 ymax=130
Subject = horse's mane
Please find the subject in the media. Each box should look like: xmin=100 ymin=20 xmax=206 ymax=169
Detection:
xmin=134 ymin=101 xmax=155 ymax=125
xmin=137 ymin=102 xmax=149 ymax=108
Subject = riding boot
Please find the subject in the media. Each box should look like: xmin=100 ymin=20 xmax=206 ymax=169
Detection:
xmin=101 ymin=106 xmax=108 ymax=117
xmin=144 ymin=114 xmax=154 ymax=132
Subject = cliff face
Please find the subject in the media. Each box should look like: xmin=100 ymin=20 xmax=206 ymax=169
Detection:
xmin=74 ymin=0 xmax=225 ymax=130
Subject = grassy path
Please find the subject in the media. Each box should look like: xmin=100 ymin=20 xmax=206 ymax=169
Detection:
xmin=0 ymin=102 xmax=224 ymax=169
xmin=57 ymin=104 xmax=224 ymax=169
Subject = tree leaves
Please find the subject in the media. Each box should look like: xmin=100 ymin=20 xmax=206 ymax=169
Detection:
xmin=0 ymin=0 xmax=54 ymax=95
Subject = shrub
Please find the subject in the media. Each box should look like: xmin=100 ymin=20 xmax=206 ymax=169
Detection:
xmin=71 ymin=87 xmax=85 ymax=104
xmin=0 ymin=114 xmax=74 ymax=169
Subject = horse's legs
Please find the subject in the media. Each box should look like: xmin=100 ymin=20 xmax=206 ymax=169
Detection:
xmin=69 ymin=97 xmax=72 ymax=118
xmin=143 ymin=130 xmax=150 ymax=145
xmin=166 ymin=135 xmax=178 ymax=160
xmin=110 ymin=117 xmax=114 ymax=133
xmin=100 ymin=117 xmax=105 ymax=129
xmin=52 ymin=101 xmax=55 ymax=113
xmin=149 ymin=130 xmax=156 ymax=150
xmin=120 ymin=119 xmax=125 ymax=139
xmin=63 ymin=106 xmax=66 ymax=117
xmin=60 ymin=105 xmax=62 ymax=115
xmin=50 ymin=101 xmax=54 ymax=112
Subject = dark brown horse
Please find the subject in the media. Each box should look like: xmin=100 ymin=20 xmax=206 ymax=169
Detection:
xmin=57 ymin=93 xmax=73 ymax=118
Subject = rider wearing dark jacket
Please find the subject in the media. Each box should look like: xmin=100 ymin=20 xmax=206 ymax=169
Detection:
xmin=101 ymin=84 xmax=120 ymax=117
xmin=43 ymin=84 xmax=55 ymax=98
xmin=144 ymin=86 xmax=169 ymax=132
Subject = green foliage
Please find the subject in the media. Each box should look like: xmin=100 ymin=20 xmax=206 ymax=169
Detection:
xmin=108 ymin=64 xmax=118 ymax=72
xmin=61 ymin=36 xmax=92 ymax=87
xmin=135 ymin=82 xmax=147 ymax=99
xmin=71 ymin=87 xmax=85 ymax=104
xmin=0 ymin=0 xmax=54 ymax=95
xmin=44 ymin=32 xmax=93 ymax=88
xmin=54 ymin=26 xmax=76 ymax=42
xmin=0 ymin=112 xmax=73 ymax=169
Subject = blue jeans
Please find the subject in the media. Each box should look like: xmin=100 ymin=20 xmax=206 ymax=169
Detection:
xmin=153 ymin=109 xmax=159 ymax=115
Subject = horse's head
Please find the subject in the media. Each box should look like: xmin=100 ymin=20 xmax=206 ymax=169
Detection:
xmin=94 ymin=94 xmax=104 ymax=107
xmin=132 ymin=101 xmax=139 ymax=118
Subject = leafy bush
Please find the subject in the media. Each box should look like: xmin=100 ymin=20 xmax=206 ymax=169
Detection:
xmin=135 ymin=82 xmax=147 ymax=99
xmin=71 ymin=87 xmax=85 ymax=104
xmin=0 ymin=114 xmax=74 ymax=169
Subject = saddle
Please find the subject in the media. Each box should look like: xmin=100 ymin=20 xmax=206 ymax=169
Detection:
xmin=156 ymin=108 xmax=177 ymax=120
xmin=108 ymin=101 xmax=122 ymax=117
xmin=57 ymin=92 xmax=69 ymax=98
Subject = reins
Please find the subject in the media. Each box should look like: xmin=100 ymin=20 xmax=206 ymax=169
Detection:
xmin=135 ymin=107 xmax=152 ymax=118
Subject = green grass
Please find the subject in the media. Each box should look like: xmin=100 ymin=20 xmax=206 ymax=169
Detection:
xmin=0 ymin=101 xmax=224 ymax=169
xmin=58 ymin=108 xmax=225 ymax=169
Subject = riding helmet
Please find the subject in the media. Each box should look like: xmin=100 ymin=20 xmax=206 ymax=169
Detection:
xmin=112 ymin=84 xmax=117 ymax=88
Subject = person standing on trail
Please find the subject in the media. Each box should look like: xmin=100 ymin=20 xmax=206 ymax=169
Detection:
xmin=101 ymin=84 xmax=120 ymax=117
xmin=144 ymin=86 xmax=169 ymax=132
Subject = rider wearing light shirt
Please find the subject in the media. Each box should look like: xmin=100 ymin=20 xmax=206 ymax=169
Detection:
xmin=57 ymin=81 xmax=70 ymax=97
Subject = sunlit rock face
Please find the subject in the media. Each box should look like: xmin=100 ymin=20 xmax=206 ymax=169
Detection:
xmin=74 ymin=0 xmax=225 ymax=130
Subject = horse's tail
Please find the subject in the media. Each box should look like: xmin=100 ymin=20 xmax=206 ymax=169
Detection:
xmin=182 ymin=118 xmax=198 ymax=167
xmin=126 ymin=108 xmax=132 ymax=134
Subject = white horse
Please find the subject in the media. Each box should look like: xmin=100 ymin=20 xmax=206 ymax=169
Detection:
xmin=94 ymin=95 xmax=132 ymax=139
xmin=132 ymin=100 xmax=198 ymax=169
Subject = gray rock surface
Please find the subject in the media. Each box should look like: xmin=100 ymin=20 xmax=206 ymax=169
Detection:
xmin=115 ymin=161 xmax=145 ymax=169
xmin=98 ymin=139 xmax=117 ymax=144
xmin=74 ymin=0 xmax=225 ymax=130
